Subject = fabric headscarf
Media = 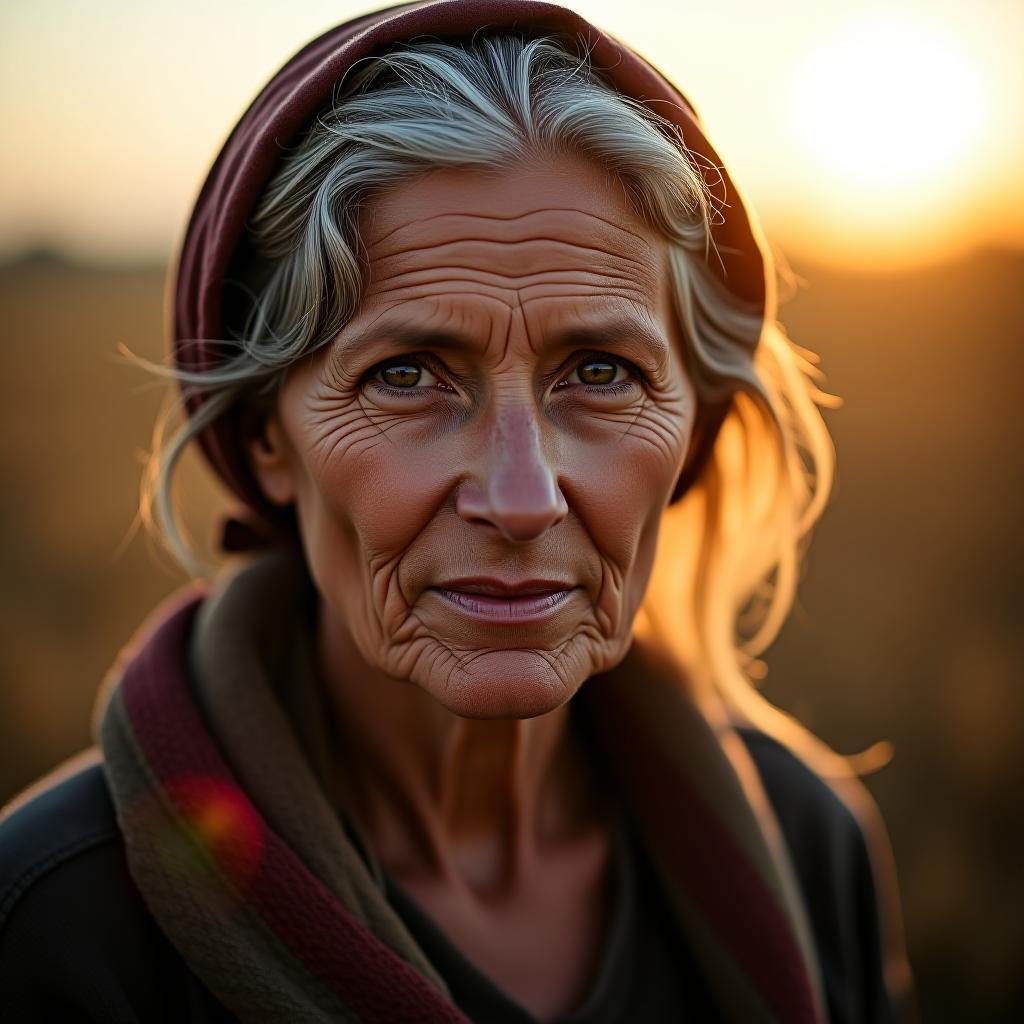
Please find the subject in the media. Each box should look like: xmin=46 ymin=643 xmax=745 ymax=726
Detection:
xmin=169 ymin=0 xmax=775 ymax=552
xmin=96 ymin=546 xmax=831 ymax=1023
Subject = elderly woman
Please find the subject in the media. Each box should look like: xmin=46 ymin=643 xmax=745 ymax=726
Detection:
xmin=0 ymin=2 xmax=915 ymax=1021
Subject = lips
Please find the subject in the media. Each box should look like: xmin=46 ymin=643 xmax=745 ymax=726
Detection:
xmin=436 ymin=577 xmax=574 ymax=597
xmin=429 ymin=577 xmax=578 ymax=623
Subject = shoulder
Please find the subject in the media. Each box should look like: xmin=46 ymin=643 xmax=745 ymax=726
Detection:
xmin=732 ymin=725 xmax=875 ymax=930
xmin=735 ymin=725 xmax=865 ymax=852
xmin=734 ymin=726 xmax=910 ymax=1024
xmin=1 ymin=750 xmax=119 ymax=913
xmin=0 ymin=752 xmax=231 ymax=1022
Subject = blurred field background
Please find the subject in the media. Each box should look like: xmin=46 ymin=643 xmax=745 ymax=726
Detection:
xmin=2 ymin=0 xmax=1023 ymax=1021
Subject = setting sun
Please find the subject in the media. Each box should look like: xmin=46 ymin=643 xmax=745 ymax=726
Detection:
xmin=782 ymin=10 xmax=992 ymax=264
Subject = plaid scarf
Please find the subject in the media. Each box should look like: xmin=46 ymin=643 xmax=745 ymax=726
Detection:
xmin=95 ymin=549 xmax=827 ymax=1023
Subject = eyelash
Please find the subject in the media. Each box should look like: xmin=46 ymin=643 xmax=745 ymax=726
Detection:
xmin=362 ymin=351 xmax=643 ymax=399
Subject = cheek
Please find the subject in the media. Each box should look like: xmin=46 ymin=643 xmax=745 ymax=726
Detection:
xmin=572 ymin=426 xmax=688 ymax=611
xmin=564 ymin=393 xmax=695 ymax=538
xmin=582 ymin=387 xmax=696 ymax=603
xmin=294 ymin=405 xmax=468 ymax=585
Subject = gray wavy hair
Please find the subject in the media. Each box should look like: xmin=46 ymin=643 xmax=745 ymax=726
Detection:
xmin=139 ymin=31 xmax=853 ymax=771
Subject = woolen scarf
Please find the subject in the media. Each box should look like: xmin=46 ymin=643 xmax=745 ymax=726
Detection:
xmin=95 ymin=549 xmax=828 ymax=1023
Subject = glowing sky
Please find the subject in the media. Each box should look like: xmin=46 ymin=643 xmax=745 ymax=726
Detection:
xmin=1 ymin=0 xmax=1021 ymax=268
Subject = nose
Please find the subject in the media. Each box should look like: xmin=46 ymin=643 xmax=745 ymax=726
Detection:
xmin=456 ymin=403 xmax=569 ymax=542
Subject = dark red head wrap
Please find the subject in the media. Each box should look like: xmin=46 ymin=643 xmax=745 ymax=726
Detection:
xmin=171 ymin=0 xmax=772 ymax=553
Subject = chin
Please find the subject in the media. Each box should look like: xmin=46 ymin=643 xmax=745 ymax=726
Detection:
xmin=424 ymin=648 xmax=587 ymax=720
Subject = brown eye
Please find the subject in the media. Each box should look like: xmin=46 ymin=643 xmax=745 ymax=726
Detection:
xmin=381 ymin=363 xmax=422 ymax=388
xmin=562 ymin=356 xmax=633 ymax=390
xmin=365 ymin=357 xmax=450 ymax=397
xmin=577 ymin=360 xmax=618 ymax=385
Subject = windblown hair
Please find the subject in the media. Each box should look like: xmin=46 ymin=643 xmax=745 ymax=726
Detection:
xmin=140 ymin=33 xmax=859 ymax=774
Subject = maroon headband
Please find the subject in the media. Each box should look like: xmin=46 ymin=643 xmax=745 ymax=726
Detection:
xmin=171 ymin=0 xmax=771 ymax=551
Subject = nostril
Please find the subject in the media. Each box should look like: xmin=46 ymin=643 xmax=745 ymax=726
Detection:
xmin=455 ymin=473 xmax=568 ymax=542
xmin=493 ymin=501 xmax=567 ymax=543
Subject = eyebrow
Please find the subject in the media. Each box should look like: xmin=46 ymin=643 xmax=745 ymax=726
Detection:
xmin=336 ymin=314 xmax=670 ymax=368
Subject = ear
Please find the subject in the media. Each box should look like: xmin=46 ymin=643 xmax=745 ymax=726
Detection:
xmin=244 ymin=409 xmax=297 ymax=507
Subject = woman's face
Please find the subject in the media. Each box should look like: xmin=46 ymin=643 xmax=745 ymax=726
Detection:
xmin=250 ymin=154 xmax=697 ymax=718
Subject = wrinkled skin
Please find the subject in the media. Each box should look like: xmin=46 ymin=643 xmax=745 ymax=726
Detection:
xmin=251 ymin=155 xmax=696 ymax=719
xmin=248 ymin=154 xmax=697 ymax=1017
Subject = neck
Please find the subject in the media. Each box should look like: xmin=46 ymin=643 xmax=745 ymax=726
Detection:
xmin=316 ymin=603 xmax=599 ymax=895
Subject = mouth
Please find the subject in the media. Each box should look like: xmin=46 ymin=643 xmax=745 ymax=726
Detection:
xmin=430 ymin=577 xmax=578 ymax=623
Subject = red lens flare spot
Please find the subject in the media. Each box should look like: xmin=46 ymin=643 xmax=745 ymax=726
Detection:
xmin=164 ymin=775 xmax=266 ymax=890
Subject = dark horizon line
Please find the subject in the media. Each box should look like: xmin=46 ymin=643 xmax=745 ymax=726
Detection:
xmin=1 ymin=240 xmax=1022 ymax=276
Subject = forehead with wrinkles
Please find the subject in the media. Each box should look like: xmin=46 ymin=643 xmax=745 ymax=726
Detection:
xmin=349 ymin=158 xmax=671 ymax=358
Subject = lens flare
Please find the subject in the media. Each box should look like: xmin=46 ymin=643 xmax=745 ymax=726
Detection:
xmin=163 ymin=775 xmax=265 ymax=890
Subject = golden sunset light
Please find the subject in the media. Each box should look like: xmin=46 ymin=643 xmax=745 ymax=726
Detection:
xmin=790 ymin=15 xmax=985 ymax=191
xmin=2 ymin=4 xmax=1022 ymax=1022
xmin=779 ymin=9 xmax=997 ymax=266
xmin=0 ymin=0 xmax=1020 ymax=269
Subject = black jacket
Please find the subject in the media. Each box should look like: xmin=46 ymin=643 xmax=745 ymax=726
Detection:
xmin=0 ymin=728 xmax=902 ymax=1023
